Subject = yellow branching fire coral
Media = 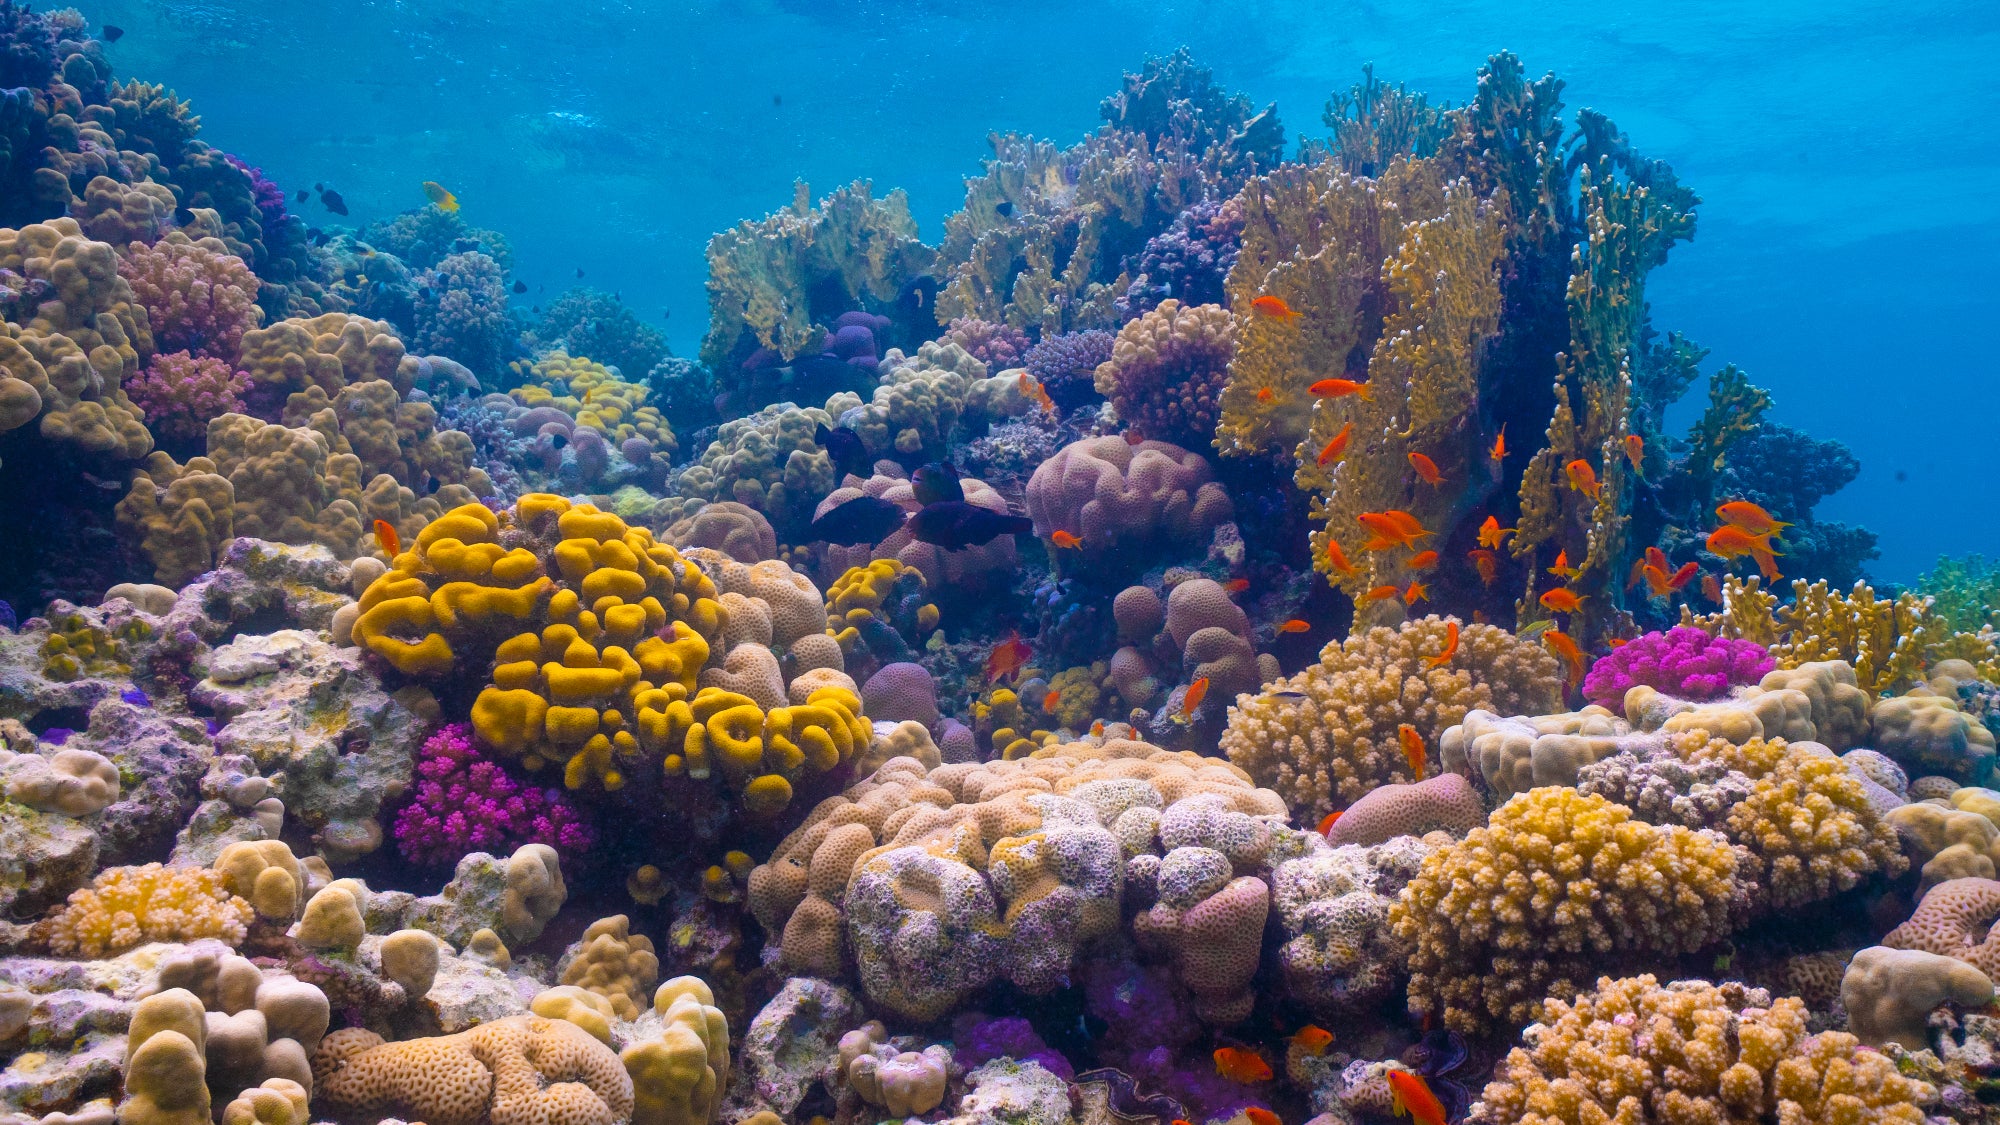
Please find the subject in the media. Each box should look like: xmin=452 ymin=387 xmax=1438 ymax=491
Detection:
xmin=1683 ymin=576 xmax=1953 ymax=697
xmin=1390 ymin=787 xmax=1745 ymax=1033
xmin=40 ymin=863 xmax=254 ymax=958
xmin=509 ymin=350 xmax=675 ymax=453
xmin=1221 ymin=616 xmax=1562 ymax=822
xmin=1470 ymin=974 xmax=1936 ymax=1125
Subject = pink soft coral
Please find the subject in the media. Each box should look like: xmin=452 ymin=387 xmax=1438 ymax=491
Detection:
xmin=392 ymin=723 xmax=594 ymax=868
xmin=125 ymin=351 xmax=251 ymax=446
xmin=1581 ymin=625 xmax=1775 ymax=708
xmin=118 ymin=233 xmax=261 ymax=360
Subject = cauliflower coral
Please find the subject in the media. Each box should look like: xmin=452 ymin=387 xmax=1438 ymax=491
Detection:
xmin=1581 ymin=625 xmax=1774 ymax=709
xmin=41 ymin=863 xmax=254 ymax=957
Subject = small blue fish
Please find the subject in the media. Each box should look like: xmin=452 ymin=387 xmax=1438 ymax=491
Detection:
xmin=121 ymin=688 xmax=152 ymax=708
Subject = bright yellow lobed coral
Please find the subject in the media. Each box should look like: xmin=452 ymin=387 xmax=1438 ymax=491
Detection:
xmin=559 ymin=915 xmax=660 ymax=1020
xmin=824 ymin=560 xmax=938 ymax=654
xmin=509 ymin=350 xmax=675 ymax=453
xmin=41 ymin=863 xmax=254 ymax=958
xmin=1472 ymin=974 xmax=1935 ymax=1125
xmin=1390 ymin=787 xmax=1744 ymax=1034
xmin=1221 ymin=616 xmax=1562 ymax=822
xmin=625 ymin=977 xmax=730 ymax=1125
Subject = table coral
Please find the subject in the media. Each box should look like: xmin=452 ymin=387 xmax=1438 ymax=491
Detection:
xmin=1391 ymin=787 xmax=1746 ymax=1033
xmin=1224 ymin=616 xmax=1561 ymax=822
xmin=393 ymin=722 xmax=594 ymax=868
xmin=38 ymin=862 xmax=254 ymax=957
xmin=1469 ymin=974 xmax=1936 ymax=1125
xmin=1092 ymin=298 xmax=1234 ymax=449
xmin=1580 ymin=625 xmax=1774 ymax=709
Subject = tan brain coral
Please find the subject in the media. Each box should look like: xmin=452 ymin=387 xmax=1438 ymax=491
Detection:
xmin=312 ymin=1014 xmax=633 ymax=1125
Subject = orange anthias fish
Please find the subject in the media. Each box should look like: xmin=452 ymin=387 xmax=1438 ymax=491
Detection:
xmin=1645 ymin=546 xmax=1670 ymax=571
xmin=1540 ymin=588 xmax=1585 ymax=614
xmin=1043 ymin=689 xmax=1062 ymax=711
xmin=1016 ymin=373 xmax=1056 ymax=414
xmin=1324 ymin=538 xmax=1359 ymax=577
xmin=1626 ymin=556 xmax=1649 ymax=593
xmin=1090 ymin=720 xmax=1105 ymax=737
xmin=1180 ymin=676 xmax=1211 ymax=719
xmin=1250 ymin=295 xmax=1301 ymax=320
xmin=1427 ymin=620 xmax=1460 ymax=668
xmin=1124 ymin=429 xmax=1145 ymax=446
xmin=1565 ymin=459 xmax=1602 ymax=500
xmin=1278 ymin=619 xmax=1311 ymax=634
xmin=1469 ymin=549 xmax=1499 ymax=587
xmin=1308 ymin=378 xmax=1373 ymax=401
xmin=1256 ymin=386 xmax=1274 ymax=403
xmin=1716 ymin=500 xmax=1791 ymax=537
xmin=1051 ymin=530 xmax=1083 ymax=549
xmin=1543 ymin=630 xmax=1586 ymax=687
xmin=1623 ymin=433 xmax=1645 ymax=473
xmin=1316 ymin=810 xmax=1342 ymax=836
xmin=1398 ymin=723 xmax=1428 ymax=781
xmin=1707 ymin=525 xmax=1783 ymax=580
xmin=1403 ymin=582 xmax=1428 ymax=606
xmin=986 ymin=633 xmax=1032 ymax=683
xmin=1641 ymin=564 xmax=1675 ymax=599
xmin=1223 ymin=578 xmax=1251 ymax=594
xmin=1213 ymin=1046 xmax=1273 ymax=1083
xmin=1245 ymin=1110 xmax=1282 ymax=1125
xmin=1477 ymin=515 xmax=1514 ymax=550
xmin=1408 ymin=452 xmax=1444 ymax=486
xmin=1547 ymin=549 xmax=1580 ymax=580
xmin=373 ymin=518 xmax=401 ymax=557
xmin=1387 ymin=1069 xmax=1449 ymax=1125
xmin=1667 ymin=561 xmax=1699 ymax=591
xmin=1362 ymin=584 xmax=1401 ymax=603
xmin=1408 ymin=550 xmax=1439 ymax=570
xmin=1489 ymin=425 xmax=1506 ymax=465
xmin=1316 ymin=421 xmax=1355 ymax=466
xmin=1358 ymin=511 xmax=1432 ymax=551
xmin=422 ymin=181 xmax=459 ymax=212
xmin=1702 ymin=572 xmax=1724 ymax=604
xmin=1291 ymin=1025 xmax=1334 ymax=1056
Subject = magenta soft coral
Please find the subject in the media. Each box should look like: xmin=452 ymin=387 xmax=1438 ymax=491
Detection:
xmin=125 ymin=350 xmax=250 ymax=446
xmin=118 ymin=234 xmax=261 ymax=360
xmin=393 ymin=723 xmax=594 ymax=867
xmin=1581 ymin=625 xmax=1775 ymax=708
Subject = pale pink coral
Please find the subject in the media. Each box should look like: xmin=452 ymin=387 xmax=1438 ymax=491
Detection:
xmin=124 ymin=351 xmax=251 ymax=446
xmin=118 ymin=233 xmax=261 ymax=360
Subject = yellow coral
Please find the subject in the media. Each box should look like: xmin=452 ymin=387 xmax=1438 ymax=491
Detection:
xmin=238 ymin=311 xmax=416 ymax=396
xmin=1713 ymin=741 xmax=1908 ymax=910
xmin=625 ymin=977 xmax=729 ymax=1125
xmin=509 ymin=351 xmax=675 ymax=453
xmin=42 ymin=864 xmax=253 ymax=957
xmin=824 ymin=559 xmax=937 ymax=653
xmin=313 ymin=1015 xmax=632 ymax=1125
xmin=1390 ymin=788 xmax=1744 ymax=1033
xmin=560 ymin=915 xmax=659 ymax=1020
xmin=1776 ymin=579 xmax=1943 ymax=696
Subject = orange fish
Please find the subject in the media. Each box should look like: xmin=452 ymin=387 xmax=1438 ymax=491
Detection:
xmin=1223 ymin=578 xmax=1250 ymax=594
xmin=1246 ymin=1110 xmax=1282 ymax=1125
xmin=1539 ymin=588 xmax=1584 ymax=614
xmin=1316 ymin=810 xmax=1342 ymax=836
xmin=1624 ymin=434 xmax=1645 ymax=473
xmin=1702 ymin=572 xmax=1723 ymax=604
xmin=1468 ymin=549 xmax=1499 ymax=587
xmin=1050 ymin=530 xmax=1083 ymax=549
xmin=1363 ymin=584 xmax=1402 ymax=603
xmin=1043 ymin=690 xmax=1061 ymax=711
xmin=1608 ymin=636 xmax=1628 ymax=648
xmin=1213 ymin=1046 xmax=1272 ymax=1083
xmin=1398 ymin=723 xmax=1428 ymax=781
xmin=1716 ymin=501 xmax=1790 ymax=537
xmin=1387 ymin=1069 xmax=1448 ymax=1125
xmin=1565 ymin=459 xmax=1601 ymax=500
xmin=1707 ymin=525 xmax=1782 ymax=579
xmin=1645 ymin=546 xmax=1670 ymax=572
xmin=1091 ymin=720 xmax=1105 ymax=737
xmin=1477 ymin=515 xmax=1514 ymax=550
xmin=1250 ymin=295 xmax=1301 ymax=320
xmin=1489 ymin=425 xmax=1506 ymax=465
xmin=1277 ymin=619 xmax=1311 ymax=634
xmin=1408 ymin=550 xmax=1438 ymax=570
xmin=1256 ymin=386 xmax=1274 ymax=403
xmin=1180 ymin=676 xmax=1211 ymax=719
xmin=373 ymin=518 xmax=401 ymax=557
xmin=1667 ymin=561 xmax=1700 ymax=591
xmin=1315 ymin=421 xmax=1354 ymax=466
xmin=985 ymin=633 xmax=1032 ymax=683
xmin=1543 ymin=630 xmax=1586 ymax=687
xmin=1403 ymin=581 xmax=1427 ymax=606
xmin=1291 ymin=1025 xmax=1334 ymax=1056
xmin=1547 ymin=549 xmax=1579 ymax=580
xmin=1324 ymin=538 xmax=1359 ymax=577
xmin=1641 ymin=564 xmax=1674 ymax=599
xmin=1408 ymin=452 xmax=1443 ymax=485
xmin=1427 ymin=620 xmax=1460 ymax=668
xmin=1308 ymin=378 xmax=1373 ymax=401
xmin=1358 ymin=511 xmax=1432 ymax=551
xmin=1626 ymin=556 xmax=1649 ymax=593
xmin=1124 ymin=430 xmax=1144 ymax=446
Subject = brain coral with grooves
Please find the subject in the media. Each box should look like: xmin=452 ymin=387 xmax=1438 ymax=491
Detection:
xmin=1024 ymin=435 xmax=1234 ymax=553
xmin=1221 ymin=616 xmax=1563 ymax=823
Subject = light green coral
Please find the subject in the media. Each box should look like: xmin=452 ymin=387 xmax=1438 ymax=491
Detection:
xmin=661 ymin=402 xmax=838 ymax=536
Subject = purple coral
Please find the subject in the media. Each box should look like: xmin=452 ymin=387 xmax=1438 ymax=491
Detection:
xmin=392 ymin=723 xmax=593 ymax=867
xmin=1116 ymin=198 xmax=1245 ymax=321
xmin=1024 ymin=329 xmax=1113 ymax=410
xmin=414 ymin=251 xmax=513 ymax=378
xmin=1581 ymin=625 xmax=1775 ymax=708
xmin=223 ymin=154 xmax=290 ymax=232
xmin=117 ymin=236 xmax=261 ymax=360
xmin=943 ymin=316 xmax=1032 ymax=370
xmin=951 ymin=1015 xmax=1074 ymax=1080
xmin=125 ymin=351 xmax=250 ymax=446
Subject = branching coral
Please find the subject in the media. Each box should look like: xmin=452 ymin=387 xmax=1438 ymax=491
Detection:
xmin=1117 ymin=197 xmax=1244 ymax=321
xmin=413 ymin=250 xmax=512 ymax=380
xmin=393 ymin=722 xmax=594 ymax=868
xmin=124 ymin=350 xmax=250 ymax=447
xmin=40 ymin=862 xmax=254 ymax=957
xmin=1580 ymin=625 xmax=1773 ymax=708
xmin=1222 ymin=616 xmax=1561 ymax=822
xmin=117 ymin=229 xmax=261 ymax=359
xmin=1774 ymin=580 xmax=1945 ymax=697
xmin=1092 ymin=298 xmax=1235 ymax=448
xmin=1391 ymin=787 xmax=1746 ymax=1033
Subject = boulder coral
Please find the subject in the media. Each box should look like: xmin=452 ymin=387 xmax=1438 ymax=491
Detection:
xmin=1092 ymin=298 xmax=1235 ymax=448
xmin=1025 ymin=435 xmax=1233 ymax=557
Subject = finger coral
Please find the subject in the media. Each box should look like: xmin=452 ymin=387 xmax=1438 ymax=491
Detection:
xmin=392 ymin=722 xmax=595 ymax=867
xmin=39 ymin=862 xmax=254 ymax=957
xmin=1092 ymin=298 xmax=1234 ymax=449
xmin=117 ymin=230 xmax=261 ymax=359
xmin=1580 ymin=625 xmax=1775 ymax=709
xmin=123 ymin=350 xmax=250 ymax=447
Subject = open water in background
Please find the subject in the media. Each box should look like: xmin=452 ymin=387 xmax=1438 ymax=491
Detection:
xmin=90 ymin=0 xmax=1998 ymax=581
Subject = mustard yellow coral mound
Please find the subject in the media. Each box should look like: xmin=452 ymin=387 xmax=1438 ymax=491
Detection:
xmin=510 ymin=350 xmax=675 ymax=453
xmin=1713 ymin=740 xmax=1908 ymax=911
xmin=41 ymin=863 xmax=254 ymax=957
xmin=1222 ymin=616 xmax=1562 ymax=822
xmin=1391 ymin=788 xmax=1745 ymax=1034
xmin=1470 ymin=974 xmax=1935 ymax=1125
xmin=824 ymin=560 xmax=938 ymax=653
xmin=239 ymin=311 xmax=417 ymax=396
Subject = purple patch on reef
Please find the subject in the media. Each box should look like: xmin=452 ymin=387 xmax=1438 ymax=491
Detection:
xmin=121 ymin=688 xmax=152 ymax=708
xmin=42 ymin=728 xmax=73 ymax=745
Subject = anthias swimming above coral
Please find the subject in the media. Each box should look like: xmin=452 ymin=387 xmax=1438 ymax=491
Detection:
xmin=0 ymin=15 xmax=1992 ymax=1125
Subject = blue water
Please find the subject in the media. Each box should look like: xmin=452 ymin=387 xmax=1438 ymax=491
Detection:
xmin=97 ymin=0 xmax=1998 ymax=581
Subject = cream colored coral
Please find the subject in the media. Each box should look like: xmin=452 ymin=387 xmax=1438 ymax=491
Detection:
xmin=1391 ymin=788 xmax=1745 ymax=1033
xmin=1440 ymin=705 xmax=1643 ymax=802
xmin=504 ymin=843 xmax=567 ymax=943
xmin=532 ymin=985 xmax=618 ymax=1044
xmin=625 ymin=977 xmax=728 ymax=1125
xmin=379 ymin=929 xmax=442 ymax=998
xmin=1 ymin=747 xmax=119 ymax=815
xmin=1722 ymin=742 xmax=1907 ymax=910
xmin=1471 ymin=974 xmax=1935 ymax=1125
xmin=220 ymin=1078 xmax=310 ymax=1125
xmin=314 ymin=1015 xmax=633 ymax=1125
xmin=121 ymin=988 xmax=209 ymax=1125
xmin=213 ymin=841 xmax=307 ymax=923
xmin=294 ymin=884 xmax=365 ymax=952
xmin=559 ymin=915 xmax=660 ymax=1020
xmin=1224 ymin=616 xmax=1562 ymax=821
xmin=43 ymin=864 xmax=252 ymax=957
xmin=1841 ymin=946 xmax=1993 ymax=1051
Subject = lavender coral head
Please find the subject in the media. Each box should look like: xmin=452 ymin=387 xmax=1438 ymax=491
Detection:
xmin=392 ymin=723 xmax=593 ymax=867
xmin=1024 ymin=330 xmax=1113 ymax=410
xmin=125 ymin=351 xmax=250 ymax=447
xmin=943 ymin=316 xmax=1032 ymax=370
xmin=1581 ymin=625 xmax=1775 ymax=709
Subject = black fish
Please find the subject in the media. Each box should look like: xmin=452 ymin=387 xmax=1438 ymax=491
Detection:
xmin=788 ymin=352 xmax=855 ymax=385
xmin=296 ymin=189 xmax=310 ymax=202
xmin=994 ymin=200 xmax=1013 ymax=217
xmin=814 ymin=422 xmax=872 ymax=482
xmin=101 ymin=24 xmax=124 ymax=41
xmin=512 ymin=280 xmax=528 ymax=294
xmin=453 ymin=238 xmax=480 ymax=253
xmin=575 ymin=267 xmax=585 ymax=278
xmin=906 ymin=501 xmax=1030 ymax=549
xmin=307 ymin=228 xmax=329 ymax=246
xmin=320 ymin=189 xmax=349 ymax=216
xmin=896 ymin=273 xmax=937 ymax=312
xmin=314 ymin=182 xmax=325 ymax=192
xmin=911 ymin=461 xmax=964 ymax=506
xmin=661 ymin=309 xmax=670 ymax=320
xmin=772 ymin=93 xmax=782 ymax=106
xmin=808 ymin=495 xmax=907 ymax=546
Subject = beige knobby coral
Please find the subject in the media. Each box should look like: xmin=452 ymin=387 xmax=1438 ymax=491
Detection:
xmin=313 ymin=1014 xmax=633 ymax=1125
